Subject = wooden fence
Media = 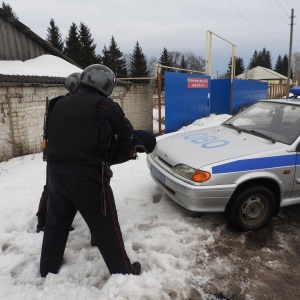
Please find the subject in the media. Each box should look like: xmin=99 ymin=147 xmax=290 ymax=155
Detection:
xmin=268 ymin=83 xmax=287 ymax=99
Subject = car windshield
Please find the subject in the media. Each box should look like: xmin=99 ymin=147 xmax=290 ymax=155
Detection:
xmin=222 ymin=101 xmax=300 ymax=145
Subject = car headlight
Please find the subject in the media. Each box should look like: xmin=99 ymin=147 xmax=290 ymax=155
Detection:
xmin=174 ymin=164 xmax=211 ymax=183
xmin=151 ymin=146 xmax=157 ymax=158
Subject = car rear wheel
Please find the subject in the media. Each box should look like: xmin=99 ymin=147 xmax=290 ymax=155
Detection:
xmin=226 ymin=186 xmax=276 ymax=231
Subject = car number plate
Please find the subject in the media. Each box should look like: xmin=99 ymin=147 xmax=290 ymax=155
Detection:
xmin=150 ymin=165 xmax=165 ymax=184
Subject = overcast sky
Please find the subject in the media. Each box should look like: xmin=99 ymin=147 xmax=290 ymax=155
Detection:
xmin=5 ymin=0 xmax=300 ymax=77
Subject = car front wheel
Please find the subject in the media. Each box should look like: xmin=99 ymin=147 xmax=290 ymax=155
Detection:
xmin=226 ymin=186 xmax=276 ymax=231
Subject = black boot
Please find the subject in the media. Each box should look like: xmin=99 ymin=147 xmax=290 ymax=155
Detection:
xmin=36 ymin=217 xmax=45 ymax=233
xmin=131 ymin=262 xmax=141 ymax=275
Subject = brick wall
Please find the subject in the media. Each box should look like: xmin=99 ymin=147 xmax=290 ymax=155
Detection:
xmin=112 ymin=84 xmax=153 ymax=131
xmin=0 ymin=82 xmax=153 ymax=162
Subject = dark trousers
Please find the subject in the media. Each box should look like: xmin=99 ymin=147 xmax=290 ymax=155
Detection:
xmin=36 ymin=183 xmax=48 ymax=219
xmin=40 ymin=165 xmax=132 ymax=277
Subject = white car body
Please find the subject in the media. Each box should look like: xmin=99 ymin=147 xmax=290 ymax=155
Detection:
xmin=147 ymin=99 xmax=300 ymax=230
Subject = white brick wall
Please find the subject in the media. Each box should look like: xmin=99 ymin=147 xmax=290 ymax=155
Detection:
xmin=0 ymin=83 xmax=153 ymax=162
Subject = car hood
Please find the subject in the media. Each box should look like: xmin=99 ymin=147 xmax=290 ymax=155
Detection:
xmin=155 ymin=126 xmax=284 ymax=169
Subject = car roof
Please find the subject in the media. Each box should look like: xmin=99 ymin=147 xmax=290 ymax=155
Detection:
xmin=259 ymin=98 xmax=300 ymax=106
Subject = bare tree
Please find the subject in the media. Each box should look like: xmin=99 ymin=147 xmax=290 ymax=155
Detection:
xmin=168 ymin=50 xmax=205 ymax=72
xmin=147 ymin=56 xmax=158 ymax=77
xmin=292 ymin=52 xmax=300 ymax=85
xmin=123 ymin=53 xmax=132 ymax=75
xmin=184 ymin=51 xmax=205 ymax=72
xmin=169 ymin=51 xmax=182 ymax=67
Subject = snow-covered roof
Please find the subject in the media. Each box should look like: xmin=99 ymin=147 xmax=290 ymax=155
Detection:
xmin=236 ymin=66 xmax=287 ymax=81
xmin=0 ymin=54 xmax=82 ymax=78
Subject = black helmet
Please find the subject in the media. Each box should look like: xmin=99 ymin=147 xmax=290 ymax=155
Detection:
xmin=80 ymin=64 xmax=116 ymax=96
xmin=65 ymin=72 xmax=81 ymax=94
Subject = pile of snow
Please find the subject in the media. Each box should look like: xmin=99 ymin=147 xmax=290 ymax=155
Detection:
xmin=0 ymin=114 xmax=230 ymax=300
xmin=0 ymin=54 xmax=82 ymax=77
xmin=178 ymin=114 xmax=231 ymax=132
xmin=153 ymin=106 xmax=230 ymax=135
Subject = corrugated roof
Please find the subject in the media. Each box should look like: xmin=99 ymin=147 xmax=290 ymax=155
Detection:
xmin=0 ymin=74 xmax=65 ymax=84
xmin=0 ymin=8 xmax=80 ymax=68
xmin=236 ymin=66 xmax=287 ymax=80
xmin=0 ymin=74 xmax=132 ymax=86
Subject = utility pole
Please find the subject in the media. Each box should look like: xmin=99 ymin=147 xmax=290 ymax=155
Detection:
xmin=286 ymin=8 xmax=294 ymax=99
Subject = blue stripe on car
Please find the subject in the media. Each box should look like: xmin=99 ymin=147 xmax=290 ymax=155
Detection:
xmin=212 ymin=155 xmax=297 ymax=174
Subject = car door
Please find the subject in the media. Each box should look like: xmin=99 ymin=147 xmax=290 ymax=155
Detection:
xmin=291 ymin=147 xmax=300 ymax=197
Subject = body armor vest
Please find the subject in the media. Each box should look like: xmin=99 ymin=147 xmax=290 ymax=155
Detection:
xmin=46 ymin=93 xmax=108 ymax=163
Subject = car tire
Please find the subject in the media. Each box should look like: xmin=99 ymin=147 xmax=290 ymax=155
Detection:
xmin=226 ymin=185 xmax=276 ymax=231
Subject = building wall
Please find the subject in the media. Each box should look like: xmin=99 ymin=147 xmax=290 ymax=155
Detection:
xmin=0 ymin=83 xmax=153 ymax=162
xmin=112 ymin=84 xmax=153 ymax=131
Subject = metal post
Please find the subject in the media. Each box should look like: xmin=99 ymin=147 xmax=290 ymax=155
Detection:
xmin=157 ymin=66 xmax=162 ymax=135
xmin=230 ymin=45 xmax=236 ymax=114
xmin=286 ymin=8 xmax=294 ymax=99
xmin=205 ymin=31 xmax=213 ymax=76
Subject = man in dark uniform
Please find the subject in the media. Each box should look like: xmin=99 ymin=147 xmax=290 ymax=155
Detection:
xmin=40 ymin=64 xmax=141 ymax=277
xmin=36 ymin=72 xmax=81 ymax=233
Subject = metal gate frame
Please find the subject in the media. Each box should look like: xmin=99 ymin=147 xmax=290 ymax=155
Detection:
xmin=156 ymin=65 xmax=206 ymax=135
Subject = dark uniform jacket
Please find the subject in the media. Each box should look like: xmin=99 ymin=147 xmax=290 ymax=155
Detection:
xmin=46 ymin=86 xmax=133 ymax=166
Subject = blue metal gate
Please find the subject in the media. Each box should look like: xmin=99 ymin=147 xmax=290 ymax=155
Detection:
xmin=210 ymin=79 xmax=268 ymax=115
xmin=164 ymin=72 xmax=211 ymax=133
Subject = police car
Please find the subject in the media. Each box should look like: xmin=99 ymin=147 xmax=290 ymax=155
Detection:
xmin=147 ymin=99 xmax=300 ymax=231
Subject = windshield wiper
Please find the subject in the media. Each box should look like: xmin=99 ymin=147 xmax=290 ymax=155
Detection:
xmin=224 ymin=123 xmax=241 ymax=133
xmin=243 ymin=129 xmax=276 ymax=143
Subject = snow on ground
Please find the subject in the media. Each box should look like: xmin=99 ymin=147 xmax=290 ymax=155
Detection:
xmin=0 ymin=114 xmax=231 ymax=300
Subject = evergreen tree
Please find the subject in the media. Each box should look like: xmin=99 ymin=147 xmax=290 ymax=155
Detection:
xmin=236 ymin=57 xmax=245 ymax=75
xmin=78 ymin=22 xmax=100 ymax=68
xmin=104 ymin=36 xmax=128 ymax=78
xmin=274 ymin=54 xmax=293 ymax=79
xmin=281 ymin=54 xmax=289 ymax=77
xmin=248 ymin=50 xmax=259 ymax=69
xmin=129 ymin=41 xmax=149 ymax=83
xmin=274 ymin=55 xmax=283 ymax=74
xmin=158 ymin=47 xmax=172 ymax=70
xmin=1 ymin=2 xmax=18 ymax=19
xmin=46 ymin=19 xmax=64 ymax=52
xmin=179 ymin=55 xmax=188 ymax=70
xmin=101 ymin=45 xmax=110 ymax=66
xmin=282 ymin=54 xmax=293 ymax=79
xmin=64 ymin=23 xmax=82 ymax=66
xmin=227 ymin=56 xmax=245 ymax=76
xmin=158 ymin=48 xmax=172 ymax=89
xmin=259 ymin=47 xmax=272 ymax=69
xmin=248 ymin=48 xmax=272 ymax=69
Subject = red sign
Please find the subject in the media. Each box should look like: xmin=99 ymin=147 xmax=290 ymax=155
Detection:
xmin=187 ymin=77 xmax=208 ymax=89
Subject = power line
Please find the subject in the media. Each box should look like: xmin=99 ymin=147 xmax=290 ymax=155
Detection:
xmin=227 ymin=0 xmax=282 ymax=42
xmin=282 ymin=0 xmax=289 ymax=10
xmin=274 ymin=0 xmax=290 ymax=17
xmin=282 ymin=0 xmax=291 ymax=11
xmin=257 ymin=0 xmax=286 ymax=32
xmin=281 ymin=1 xmax=300 ymax=44
xmin=266 ymin=0 xmax=289 ymax=24
xmin=293 ymin=16 xmax=300 ymax=42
